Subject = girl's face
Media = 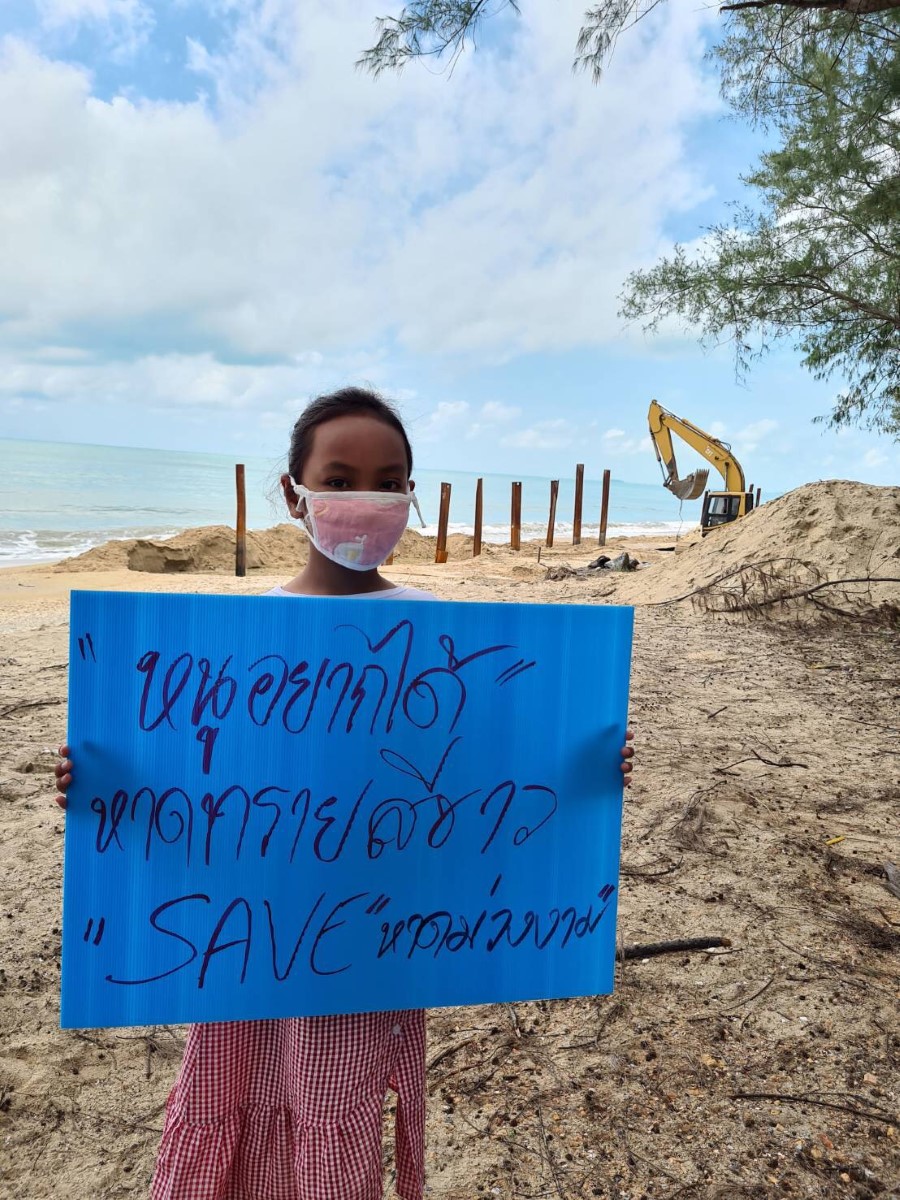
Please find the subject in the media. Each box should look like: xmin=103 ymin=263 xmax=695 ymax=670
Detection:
xmin=281 ymin=413 xmax=413 ymax=519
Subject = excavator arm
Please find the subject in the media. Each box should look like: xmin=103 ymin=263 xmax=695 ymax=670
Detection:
xmin=648 ymin=400 xmax=746 ymax=499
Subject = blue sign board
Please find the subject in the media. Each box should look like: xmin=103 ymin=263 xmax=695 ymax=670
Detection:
xmin=62 ymin=592 xmax=632 ymax=1028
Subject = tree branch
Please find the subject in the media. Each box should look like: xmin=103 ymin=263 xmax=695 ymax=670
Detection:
xmin=731 ymin=1092 xmax=898 ymax=1124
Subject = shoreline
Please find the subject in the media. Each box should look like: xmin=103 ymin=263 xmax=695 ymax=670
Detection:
xmin=3 ymin=480 xmax=897 ymax=612
xmin=0 ymin=522 xmax=691 ymax=572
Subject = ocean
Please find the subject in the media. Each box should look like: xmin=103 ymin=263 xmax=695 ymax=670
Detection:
xmin=0 ymin=437 xmax=692 ymax=567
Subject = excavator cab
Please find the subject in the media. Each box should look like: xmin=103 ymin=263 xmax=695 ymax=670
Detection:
xmin=701 ymin=490 xmax=754 ymax=534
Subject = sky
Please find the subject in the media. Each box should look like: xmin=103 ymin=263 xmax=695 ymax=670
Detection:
xmin=0 ymin=0 xmax=896 ymax=494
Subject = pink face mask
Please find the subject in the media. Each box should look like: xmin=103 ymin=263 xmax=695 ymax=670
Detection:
xmin=291 ymin=482 xmax=425 ymax=571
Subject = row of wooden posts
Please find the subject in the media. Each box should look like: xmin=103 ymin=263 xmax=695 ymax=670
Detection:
xmin=430 ymin=465 xmax=612 ymax=564
xmin=233 ymin=463 xmax=611 ymax=575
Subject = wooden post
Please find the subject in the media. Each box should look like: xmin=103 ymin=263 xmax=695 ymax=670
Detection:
xmin=510 ymin=481 xmax=522 ymax=551
xmin=598 ymin=468 xmax=611 ymax=547
xmin=435 ymin=482 xmax=451 ymax=563
xmin=235 ymin=464 xmax=247 ymax=577
xmin=546 ymin=480 xmax=559 ymax=547
xmin=572 ymin=463 xmax=584 ymax=545
xmin=755 ymin=486 xmax=762 ymax=507
xmin=473 ymin=478 xmax=483 ymax=557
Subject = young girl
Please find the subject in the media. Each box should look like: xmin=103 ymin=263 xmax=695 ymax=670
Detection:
xmin=55 ymin=387 xmax=635 ymax=1200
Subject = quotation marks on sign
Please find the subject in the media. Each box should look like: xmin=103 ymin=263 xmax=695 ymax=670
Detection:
xmin=83 ymin=917 xmax=105 ymax=946
xmin=495 ymin=659 xmax=536 ymax=686
xmin=77 ymin=633 xmax=96 ymax=662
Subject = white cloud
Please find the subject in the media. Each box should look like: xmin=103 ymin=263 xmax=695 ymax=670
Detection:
xmin=606 ymin=432 xmax=652 ymax=456
xmin=479 ymin=401 xmax=520 ymax=424
xmin=795 ymin=423 xmax=898 ymax=487
xmin=502 ymin=419 xmax=576 ymax=450
xmin=38 ymin=0 xmax=135 ymax=18
xmin=0 ymin=0 xmax=721 ymax=369
xmin=414 ymin=400 xmax=471 ymax=443
xmin=31 ymin=344 xmax=95 ymax=362
xmin=465 ymin=400 xmax=522 ymax=440
xmin=184 ymin=0 xmax=299 ymax=108
xmin=737 ymin=417 xmax=778 ymax=442
xmin=35 ymin=0 xmax=154 ymax=57
xmin=411 ymin=398 xmax=524 ymax=446
xmin=733 ymin=417 xmax=778 ymax=455
xmin=597 ymin=425 xmax=652 ymax=455
xmin=0 ymin=348 xmax=393 ymax=416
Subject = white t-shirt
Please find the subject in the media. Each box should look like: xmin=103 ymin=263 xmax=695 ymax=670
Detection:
xmin=265 ymin=584 xmax=437 ymax=601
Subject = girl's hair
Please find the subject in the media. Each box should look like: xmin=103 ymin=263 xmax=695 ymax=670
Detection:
xmin=288 ymin=387 xmax=413 ymax=481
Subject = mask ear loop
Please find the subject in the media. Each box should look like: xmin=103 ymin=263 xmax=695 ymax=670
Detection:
xmin=410 ymin=491 xmax=426 ymax=528
xmin=288 ymin=478 xmax=309 ymax=521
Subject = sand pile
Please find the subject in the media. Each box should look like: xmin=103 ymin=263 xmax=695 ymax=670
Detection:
xmin=56 ymin=537 xmax=133 ymax=571
xmin=58 ymin=524 xmax=309 ymax=574
xmin=610 ymin=479 xmax=900 ymax=605
xmin=57 ymin=525 xmax=474 ymax=574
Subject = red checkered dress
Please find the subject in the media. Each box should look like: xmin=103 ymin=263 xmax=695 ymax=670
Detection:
xmin=152 ymin=587 xmax=435 ymax=1200
xmin=151 ymin=1012 xmax=426 ymax=1200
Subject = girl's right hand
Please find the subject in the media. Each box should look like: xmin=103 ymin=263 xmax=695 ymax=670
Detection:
xmin=54 ymin=744 xmax=72 ymax=810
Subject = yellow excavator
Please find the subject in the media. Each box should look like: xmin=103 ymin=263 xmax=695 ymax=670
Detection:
xmin=647 ymin=400 xmax=754 ymax=535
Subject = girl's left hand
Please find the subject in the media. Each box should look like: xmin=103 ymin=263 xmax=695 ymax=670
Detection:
xmin=621 ymin=728 xmax=635 ymax=787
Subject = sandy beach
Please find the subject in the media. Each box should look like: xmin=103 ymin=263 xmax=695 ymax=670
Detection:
xmin=1 ymin=479 xmax=898 ymax=1199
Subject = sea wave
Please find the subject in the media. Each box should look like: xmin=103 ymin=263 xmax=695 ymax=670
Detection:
xmin=0 ymin=527 xmax=182 ymax=567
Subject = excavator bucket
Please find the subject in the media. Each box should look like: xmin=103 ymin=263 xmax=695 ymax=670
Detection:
xmin=665 ymin=470 xmax=709 ymax=501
